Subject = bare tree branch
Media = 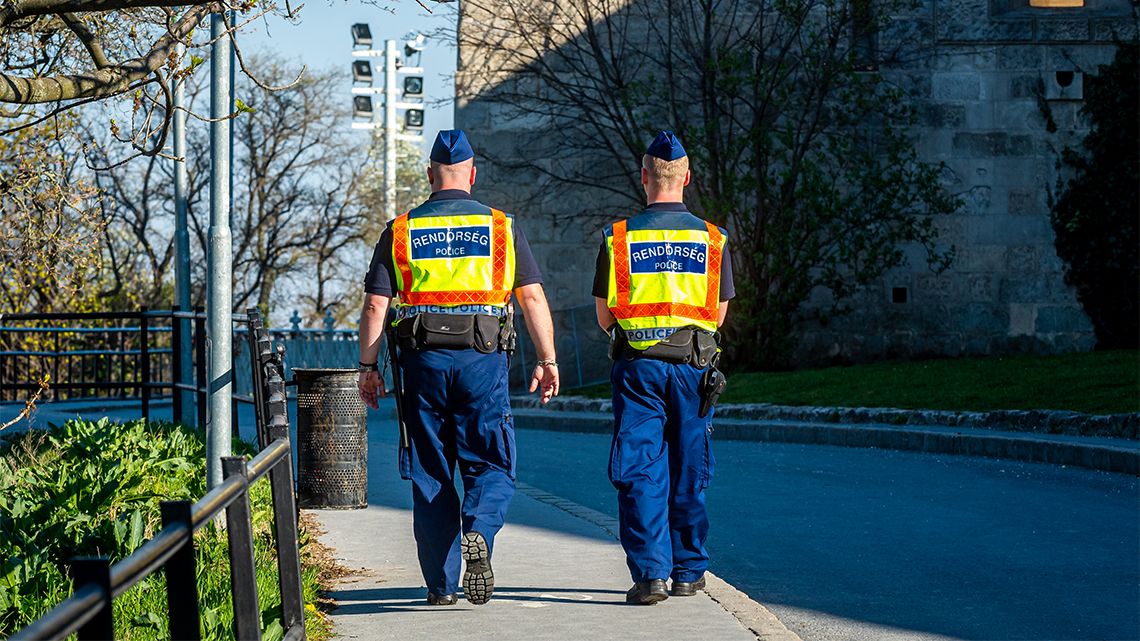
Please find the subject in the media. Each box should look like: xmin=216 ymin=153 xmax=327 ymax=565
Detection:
xmin=0 ymin=2 xmax=214 ymax=103
xmin=0 ymin=0 xmax=206 ymax=27
xmin=59 ymin=12 xmax=110 ymax=68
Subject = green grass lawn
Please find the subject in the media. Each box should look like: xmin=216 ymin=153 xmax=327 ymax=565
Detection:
xmin=569 ymin=350 xmax=1140 ymax=415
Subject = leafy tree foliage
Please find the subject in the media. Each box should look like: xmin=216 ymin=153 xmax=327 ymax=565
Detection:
xmin=0 ymin=116 xmax=105 ymax=313
xmin=1050 ymin=42 xmax=1139 ymax=349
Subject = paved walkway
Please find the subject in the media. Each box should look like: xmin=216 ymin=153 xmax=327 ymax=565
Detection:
xmin=310 ymin=421 xmax=796 ymax=641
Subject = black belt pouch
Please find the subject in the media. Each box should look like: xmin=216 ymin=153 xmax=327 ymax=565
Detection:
xmin=473 ymin=314 xmax=501 ymax=354
xmin=640 ymin=328 xmax=695 ymax=364
xmin=415 ymin=313 xmax=475 ymax=350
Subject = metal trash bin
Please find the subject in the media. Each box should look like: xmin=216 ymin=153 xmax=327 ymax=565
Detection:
xmin=293 ymin=368 xmax=367 ymax=509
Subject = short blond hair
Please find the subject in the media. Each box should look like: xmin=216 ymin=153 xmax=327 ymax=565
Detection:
xmin=642 ymin=154 xmax=689 ymax=187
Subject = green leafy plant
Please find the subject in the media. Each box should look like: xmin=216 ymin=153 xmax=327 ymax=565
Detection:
xmin=1050 ymin=42 xmax=1139 ymax=349
xmin=0 ymin=418 xmax=331 ymax=639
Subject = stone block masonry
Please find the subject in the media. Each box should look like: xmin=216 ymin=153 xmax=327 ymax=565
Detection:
xmin=455 ymin=0 xmax=1131 ymax=364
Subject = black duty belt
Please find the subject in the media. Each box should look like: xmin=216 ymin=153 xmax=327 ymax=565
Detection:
xmin=395 ymin=312 xmax=516 ymax=354
xmin=610 ymin=326 xmax=720 ymax=368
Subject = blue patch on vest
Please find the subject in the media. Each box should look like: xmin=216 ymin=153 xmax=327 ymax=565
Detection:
xmin=629 ymin=241 xmax=707 ymax=274
xmin=410 ymin=226 xmax=492 ymax=259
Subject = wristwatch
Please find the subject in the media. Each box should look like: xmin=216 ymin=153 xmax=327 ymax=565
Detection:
xmin=358 ymin=361 xmax=379 ymax=373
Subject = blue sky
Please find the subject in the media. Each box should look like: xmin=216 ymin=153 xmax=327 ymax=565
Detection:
xmin=237 ymin=1 xmax=458 ymax=158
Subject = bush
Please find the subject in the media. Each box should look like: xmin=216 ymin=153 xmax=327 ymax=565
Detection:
xmin=1050 ymin=42 xmax=1139 ymax=349
xmin=0 ymin=418 xmax=330 ymax=640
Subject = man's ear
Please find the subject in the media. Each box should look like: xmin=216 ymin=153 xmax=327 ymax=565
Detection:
xmin=469 ymin=165 xmax=477 ymax=186
xmin=683 ymin=169 xmax=691 ymax=187
xmin=426 ymin=166 xmax=435 ymax=186
xmin=641 ymin=167 xmax=649 ymax=186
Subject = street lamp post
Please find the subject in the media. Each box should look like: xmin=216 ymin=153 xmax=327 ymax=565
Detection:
xmin=384 ymin=39 xmax=397 ymax=222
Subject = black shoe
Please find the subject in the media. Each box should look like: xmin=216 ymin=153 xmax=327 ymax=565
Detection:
xmin=427 ymin=592 xmax=458 ymax=606
xmin=671 ymin=576 xmax=706 ymax=596
xmin=461 ymin=531 xmax=494 ymax=605
xmin=626 ymin=579 xmax=669 ymax=605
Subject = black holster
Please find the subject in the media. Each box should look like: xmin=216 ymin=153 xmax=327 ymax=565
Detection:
xmin=698 ymin=367 xmax=727 ymax=418
xmin=499 ymin=306 xmax=517 ymax=355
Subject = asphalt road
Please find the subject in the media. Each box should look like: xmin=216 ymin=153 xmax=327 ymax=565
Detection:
xmin=503 ymin=427 xmax=1139 ymax=641
xmin=14 ymin=400 xmax=1137 ymax=640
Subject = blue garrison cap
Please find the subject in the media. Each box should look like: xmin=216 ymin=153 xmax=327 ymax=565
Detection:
xmin=645 ymin=130 xmax=686 ymax=161
xmin=430 ymin=129 xmax=474 ymax=164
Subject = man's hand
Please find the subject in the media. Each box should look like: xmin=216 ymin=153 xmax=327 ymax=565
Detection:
xmin=529 ymin=363 xmax=560 ymax=404
xmin=358 ymin=370 xmax=384 ymax=410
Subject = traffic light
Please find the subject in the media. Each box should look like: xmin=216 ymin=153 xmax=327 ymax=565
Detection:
xmin=403 ymin=76 xmax=424 ymax=96
xmin=405 ymin=109 xmax=424 ymax=129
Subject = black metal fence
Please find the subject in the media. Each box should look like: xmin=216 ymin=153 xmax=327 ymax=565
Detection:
xmin=8 ymin=311 xmax=306 ymax=641
xmin=0 ymin=307 xmax=256 ymax=432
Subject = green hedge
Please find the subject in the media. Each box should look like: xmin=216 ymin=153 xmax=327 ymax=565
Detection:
xmin=0 ymin=418 xmax=330 ymax=640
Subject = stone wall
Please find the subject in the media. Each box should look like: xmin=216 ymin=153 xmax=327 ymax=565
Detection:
xmin=456 ymin=0 xmax=1136 ymax=365
xmin=792 ymin=0 xmax=1132 ymax=362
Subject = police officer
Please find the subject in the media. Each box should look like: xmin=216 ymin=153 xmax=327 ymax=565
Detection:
xmin=357 ymin=129 xmax=560 ymax=606
xmin=592 ymin=130 xmax=734 ymax=605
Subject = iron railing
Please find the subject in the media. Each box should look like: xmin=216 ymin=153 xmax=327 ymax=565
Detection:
xmin=9 ymin=311 xmax=306 ymax=641
xmin=0 ymin=308 xmax=255 ymax=432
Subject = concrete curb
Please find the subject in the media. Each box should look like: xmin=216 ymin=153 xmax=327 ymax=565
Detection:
xmin=512 ymin=408 xmax=1140 ymax=476
xmin=511 ymin=396 xmax=1139 ymax=439
xmin=516 ymin=482 xmax=802 ymax=641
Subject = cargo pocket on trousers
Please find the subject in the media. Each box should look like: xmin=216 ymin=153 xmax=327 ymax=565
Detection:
xmin=500 ymin=413 xmax=517 ymax=480
xmin=700 ymin=422 xmax=715 ymax=490
xmin=607 ymin=433 xmax=623 ymax=487
xmin=398 ymin=444 xmax=413 ymax=481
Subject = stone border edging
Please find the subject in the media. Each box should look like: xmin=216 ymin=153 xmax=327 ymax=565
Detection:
xmin=512 ymin=396 xmax=1139 ymax=440
xmin=516 ymin=482 xmax=802 ymax=641
xmin=510 ymin=403 xmax=1139 ymax=476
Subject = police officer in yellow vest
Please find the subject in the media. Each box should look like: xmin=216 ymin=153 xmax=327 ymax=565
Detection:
xmin=357 ymin=129 xmax=560 ymax=606
xmin=593 ymin=130 xmax=734 ymax=605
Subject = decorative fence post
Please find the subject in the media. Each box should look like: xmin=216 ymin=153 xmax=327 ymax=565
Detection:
xmin=70 ymin=557 xmax=113 ymax=641
xmin=221 ymin=456 xmax=261 ymax=641
xmin=160 ymin=500 xmax=201 ymax=641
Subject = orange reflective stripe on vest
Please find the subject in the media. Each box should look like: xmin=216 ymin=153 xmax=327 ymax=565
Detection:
xmin=391 ymin=208 xmax=512 ymax=306
xmin=610 ymin=219 xmax=723 ymax=322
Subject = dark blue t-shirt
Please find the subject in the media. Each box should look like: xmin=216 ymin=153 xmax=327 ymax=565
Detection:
xmin=364 ymin=189 xmax=543 ymax=297
xmin=591 ymin=203 xmax=735 ymax=301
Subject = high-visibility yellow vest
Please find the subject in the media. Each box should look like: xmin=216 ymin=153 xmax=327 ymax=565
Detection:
xmin=605 ymin=218 xmax=725 ymax=350
xmin=391 ymin=209 xmax=516 ymax=308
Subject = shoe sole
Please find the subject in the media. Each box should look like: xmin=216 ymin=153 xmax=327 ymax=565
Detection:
xmin=461 ymin=531 xmax=494 ymax=605
xmin=627 ymin=593 xmax=668 ymax=605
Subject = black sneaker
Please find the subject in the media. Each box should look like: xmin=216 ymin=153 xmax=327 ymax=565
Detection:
xmin=427 ymin=592 xmax=458 ymax=606
xmin=626 ymin=579 xmax=669 ymax=605
xmin=461 ymin=531 xmax=494 ymax=605
xmin=670 ymin=576 xmax=706 ymax=596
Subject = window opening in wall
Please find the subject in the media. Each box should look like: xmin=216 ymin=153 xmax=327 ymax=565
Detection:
xmin=891 ymin=287 xmax=909 ymax=304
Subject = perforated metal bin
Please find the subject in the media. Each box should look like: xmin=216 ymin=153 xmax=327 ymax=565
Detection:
xmin=292 ymin=368 xmax=368 ymax=509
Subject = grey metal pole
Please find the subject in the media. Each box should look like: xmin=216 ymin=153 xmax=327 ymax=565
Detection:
xmin=173 ymin=42 xmax=194 ymax=426
xmin=229 ymin=9 xmax=236 ymax=222
xmin=384 ymin=39 xmax=397 ymax=222
xmin=207 ymin=11 xmax=233 ymax=490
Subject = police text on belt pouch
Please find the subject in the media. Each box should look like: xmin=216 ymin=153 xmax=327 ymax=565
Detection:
xmin=356 ymin=129 xmax=559 ymax=608
xmin=593 ymin=130 xmax=735 ymax=605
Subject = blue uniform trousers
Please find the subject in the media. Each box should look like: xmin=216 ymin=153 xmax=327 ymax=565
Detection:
xmin=609 ymin=358 xmax=714 ymax=583
xmin=397 ymin=347 xmax=516 ymax=596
